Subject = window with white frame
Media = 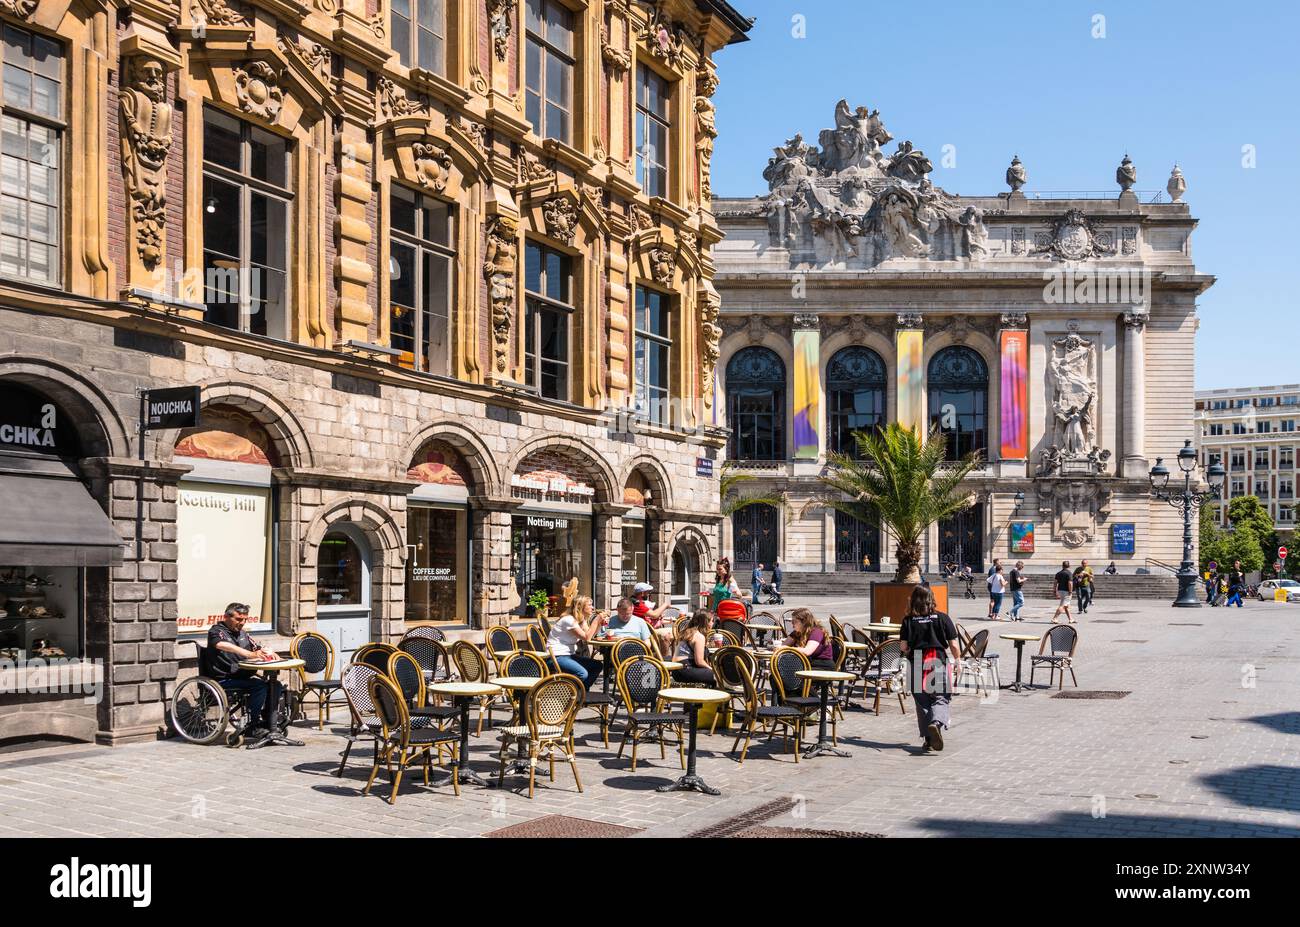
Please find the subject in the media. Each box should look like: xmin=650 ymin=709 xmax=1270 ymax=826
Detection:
xmin=1 ymin=25 xmax=63 ymax=285
xmin=1208 ymin=423 xmax=1225 ymax=436
xmin=391 ymin=0 xmax=447 ymax=74
xmin=389 ymin=185 xmax=455 ymax=376
xmin=635 ymin=66 xmax=670 ymax=199
xmin=1255 ymin=479 xmax=1270 ymax=498
xmin=202 ymin=107 xmax=292 ymax=338
xmin=1280 ymin=447 xmax=1295 ymax=469
xmin=1256 ymin=448 xmax=1271 ymax=469
xmin=633 ymin=286 xmax=671 ymax=425
xmin=523 ymin=240 xmax=572 ymax=400
xmin=1282 ymin=419 xmax=1296 ymax=432
xmin=524 ymin=0 xmax=574 ymax=145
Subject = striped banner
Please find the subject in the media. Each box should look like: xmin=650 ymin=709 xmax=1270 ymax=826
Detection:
xmin=896 ymin=329 xmax=925 ymax=435
xmin=792 ymin=327 xmax=820 ymax=458
xmin=1000 ymin=329 xmax=1029 ymax=459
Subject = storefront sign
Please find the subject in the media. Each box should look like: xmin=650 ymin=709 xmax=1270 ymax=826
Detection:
xmin=144 ymin=386 xmax=201 ymax=430
xmin=1112 ymin=523 xmax=1136 ymax=555
xmin=0 ymin=384 xmax=79 ymax=456
xmin=526 ymin=516 xmax=569 ymax=529
xmin=696 ymin=457 xmax=713 ymax=477
xmin=176 ymin=482 xmax=273 ymax=633
xmin=411 ymin=567 xmax=456 ymax=582
xmin=1009 ymin=521 xmax=1035 ymax=554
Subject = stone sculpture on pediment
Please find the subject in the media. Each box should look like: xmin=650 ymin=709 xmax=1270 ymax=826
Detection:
xmin=1033 ymin=209 xmax=1116 ymax=262
xmin=119 ymin=56 xmax=172 ymax=270
xmin=1037 ymin=332 xmax=1112 ymax=478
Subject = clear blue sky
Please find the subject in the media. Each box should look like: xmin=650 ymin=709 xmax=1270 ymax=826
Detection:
xmin=708 ymin=0 xmax=1299 ymax=390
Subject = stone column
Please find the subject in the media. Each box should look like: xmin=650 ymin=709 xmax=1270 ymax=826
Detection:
xmin=1122 ymin=311 xmax=1148 ymax=478
xmin=594 ymin=503 xmax=631 ymax=612
xmin=471 ymin=496 xmax=522 ymax=628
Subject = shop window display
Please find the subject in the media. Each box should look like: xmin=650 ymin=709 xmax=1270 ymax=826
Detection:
xmin=0 ymin=566 xmax=81 ymax=662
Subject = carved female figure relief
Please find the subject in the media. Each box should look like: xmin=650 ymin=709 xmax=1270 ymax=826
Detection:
xmin=119 ymin=56 xmax=173 ymax=269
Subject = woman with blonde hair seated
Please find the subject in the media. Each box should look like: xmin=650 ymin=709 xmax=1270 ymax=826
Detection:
xmin=545 ymin=595 xmax=605 ymax=689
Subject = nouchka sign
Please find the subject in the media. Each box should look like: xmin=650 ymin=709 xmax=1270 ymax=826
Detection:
xmin=145 ymin=386 xmax=201 ymax=431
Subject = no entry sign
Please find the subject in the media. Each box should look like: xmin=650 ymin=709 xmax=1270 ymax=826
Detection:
xmin=1281 ymin=546 xmax=1289 ymax=561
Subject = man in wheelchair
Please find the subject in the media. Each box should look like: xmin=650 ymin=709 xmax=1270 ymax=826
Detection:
xmin=206 ymin=603 xmax=279 ymax=735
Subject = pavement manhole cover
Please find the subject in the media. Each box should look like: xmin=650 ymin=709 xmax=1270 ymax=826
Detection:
xmin=1191 ymin=734 xmax=1210 ymax=740
xmin=1168 ymin=622 xmax=1203 ymax=627
xmin=1115 ymin=639 xmax=1149 ymax=643
xmin=485 ymin=815 xmax=642 ymax=839
xmin=1051 ymin=690 xmax=1131 ymax=700
xmin=1169 ymin=760 xmax=1188 ymax=765
xmin=1135 ymin=793 xmax=1159 ymax=800
xmin=689 ymin=798 xmax=792 ymax=838
xmin=731 ymin=825 xmax=883 ymax=839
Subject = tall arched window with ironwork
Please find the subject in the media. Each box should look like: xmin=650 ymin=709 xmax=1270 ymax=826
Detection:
xmin=827 ymin=346 xmax=886 ymax=457
xmin=727 ymin=347 xmax=785 ymax=460
xmin=928 ymin=346 xmax=988 ymax=460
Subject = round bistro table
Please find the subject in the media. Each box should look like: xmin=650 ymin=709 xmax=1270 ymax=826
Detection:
xmin=999 ymin=634 xmax=1040 ymax=692
xmin=746 ymin=622 xmax=782 ymax=647
xmin=428 ymin=681 xmax=501 ymax=787
xmin=655 ymin=687 xmax=729 ymax=796
xmin=489 ymin=676 xmax=544 ymax=777
xmin=796 ymin=670 xmax=856 ymax=759
xmin=586 ymin=637 xmax=620 ymax=694
xmin=237 ymin=658 xmax=306 ymax=749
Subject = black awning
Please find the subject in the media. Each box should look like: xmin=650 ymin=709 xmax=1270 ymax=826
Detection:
xmin=0 ymin=462 xmax=124 ymax=566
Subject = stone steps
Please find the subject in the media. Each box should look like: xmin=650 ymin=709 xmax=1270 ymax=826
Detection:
xmin=776 ymin=571 xmax=1180 ymax=600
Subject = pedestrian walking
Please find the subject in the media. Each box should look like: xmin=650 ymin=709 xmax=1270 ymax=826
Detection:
xmin=988 ymin=564 xmax=1006 ymax=619
xmin=1052 ymin=560 xmax=1074 ymax=623
xmin=1008 ymin=560 xmax=1026 ymax=620
xmin=751 ymin=562 xmax=764 ymax=605
xmin=1074 ymin=559 xmax=1094 ymax=614
xmin=1226 ymin=560 xmax=1246 ymax=608
xmin=899 ymin=585 xmax=961 ymax=754
xmin=986 ymin=559 xmax=1001 ymax=617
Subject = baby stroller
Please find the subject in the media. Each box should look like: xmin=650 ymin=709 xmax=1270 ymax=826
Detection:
xmin=961 ymin=573 xmax=978 ymax=599
xmin=759 ymin=580 xmax=784 ymax=605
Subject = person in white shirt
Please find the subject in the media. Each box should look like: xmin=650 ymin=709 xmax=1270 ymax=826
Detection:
xmin=546 ymin=595 xmax=605 ymax=689
xmin=988 ymin=564 xmax=1007 ymax=620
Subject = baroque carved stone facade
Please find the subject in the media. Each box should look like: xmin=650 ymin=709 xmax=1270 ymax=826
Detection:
xmin=0 ymin=0 xmax=751 ymax=745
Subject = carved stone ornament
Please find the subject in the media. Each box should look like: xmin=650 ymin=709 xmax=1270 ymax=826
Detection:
xmin=452 ymin=114 xmax=488 ymax=153
xmin=1000 ymin=312 xmax=1028 ymax=329
xmin=699 ymin=282 xmax=722 ymax=408
xmin=1123 ymin=310 xmax=1148 ymax=331
xmin=119 ymin=56 xmax=173 ymax=270
xmin=648 ymin=246 xmax=675 ymax=285
xmin=517 ymin=152 xmax=555 ymax=185
xmin=369 ymin=7 xmax=386 ymax=39
xmin=487 ymin=0 xmax=516 ymax=63
xmin=413 ymin=141 xmax=454 ymax=192
xmin=695 ymin=95 xmax=717 ymax=203
xmin=957 ymin=205 xmax=988 ymax=260
xmin=1116 ymin=154 xmax=1136 ymax=192
xmin=1005 ymin=154 xmax=1026 ymax=193
xmin=792 ymin=314 xmax=820 ymax=332
xmin=235 ymin=61 xmax=284 ymax=123
xmin=542 ymin=196 xmax=578 ymax=245
xmin=1167 ymin=164 xmax=1186 ymax=202
xmin=1121 ymin=226 xmax=1137 ymax=255
xmin=601 ymin=26 xmax=631 ymax=73
xmin=697 ymin=67 xmax=720 ymax=98
xmin=896 ymin=311 xmax=923 ymax=329
xmin=639 ymin=1 xmax=694 ymax=70
xmin=191 ymin=0 xmax=248 ymax=27
xmin=377 ymin=76 xmax=429 ymax=120
xmin=1033 ymin=209 xmax=1116 ymax=261
xmin=277 ymin=30 xmax=332 ymax=82
xmin=628 ymin=202 xmax=655 ymax=231
xmin=1010 ymin=228 xmax=1026 ymax=255
xmin=1036 ymin=333 xmax=1112 ymax=478
xmin=483 ymin=214 xmax=519 ymax=374
xmin=0 ymin=0 xmax=39 ymax=17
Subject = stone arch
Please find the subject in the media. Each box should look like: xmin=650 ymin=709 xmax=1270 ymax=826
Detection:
xmin=820 ymin=324 xmax=897 ymax=432
xmin=188 ymin=382 xmax=315 ymax=469
xmin=402 ymin=420 xmax=501 ymax=495
xmin=0 ymin=355 xmax=130 ymax=459
xmin=506 ymin=435 xmax=618 ymax=504
xmin=667 ymin=524 xmax=715 ymax=596
xmin=620 ymin=454 xmax=674 ymax=509
xmin=301 ymin=496 xmax=406 ymax=639
xmin=924 ymin=334 xmax=997 ymax=462
xmin=719 ymin=340 xmax=790 ymax=461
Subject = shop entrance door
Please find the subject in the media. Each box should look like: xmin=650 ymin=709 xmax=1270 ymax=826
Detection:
xmin=671 ymin=545 xmax=697 ymax=607
xmin=315 ymin=523 xmax=372 ymax=664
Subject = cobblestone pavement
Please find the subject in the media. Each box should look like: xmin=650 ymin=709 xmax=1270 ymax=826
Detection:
xmin=2 ymin=595 xmax=1298 ymax=838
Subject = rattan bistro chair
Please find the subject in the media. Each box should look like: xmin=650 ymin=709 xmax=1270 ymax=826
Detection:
xmin=615 ymin=656 xmax=687 ymax=772
xmin=290 ymin=631 xmax=344 ymax=730
xmin=387 ymin=651 xmax=458 ymax=740
xmin=403 ymin=625 xmax=447 ymax=642
xmin=450 ymin=639 xmax=505 ymax=734
xmin=606 ymin=638 xmax=653 ymax=728
xmin=954 ymin=629 xmax=994 ymax=694
xmin=770 ymin=647 xmax=832 ymax=743
xmin=337 ymin=663 xmax=383 ymax=778
xmin=486 ymin=625 xmax=517 ymax=661
xmin=399 ymin=636 xmax=451 ymax=687
xmin=709 ymin=645 xmax=758 ymax=735
xmin=861 ymin=639 xmax=908 ymax=716
xmin=495 ymin=674 xmax=585 ymax=799
xmin=717 ymin=618 xmax=748 ymax=645
xmin=730 ymin=662 xmax=803 ymax=765
xmin=364 ymin=674 xmax=461 ymax=804
xmin=526 ymin=623 xmax=550 ymax=656
xmin=355 ymin=643 xmax=398 ymax=672
xmin=1030 ymin=625 xmax=1079 ymax=690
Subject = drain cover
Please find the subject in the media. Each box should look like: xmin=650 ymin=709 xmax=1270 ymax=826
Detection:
xmin=1051 ymin=690 xmax=1131 ymax=700
xmin=1168 ymin=622 xmax=1204 ymax=627
xmin=485 ymin=815 xmax=642 ymax=838
xmin=690 ymin=798 xmax=793 ymax=838
xmin=1135 ymin=793 xmax=1159 ymax=799
xmin=731 ymin=825 xmax=883 ymax=839
xmin=1191 ymin=734 xmax=1209 ymax=740
xmin=1169 ymin=760 xmax=1188 ymax=765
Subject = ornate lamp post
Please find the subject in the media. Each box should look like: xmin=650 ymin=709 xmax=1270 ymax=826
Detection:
xmin=1149 ymin=440 xmax=1225 ymax=607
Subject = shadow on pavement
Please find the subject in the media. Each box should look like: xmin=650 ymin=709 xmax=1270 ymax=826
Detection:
xmin=1199 ymin=765 xmax=1300 ymax=813
xmin=915 ymin=812 xmax=1300 ymax=838
xmin=1242 ymin=712 xmax=1300 ymax=736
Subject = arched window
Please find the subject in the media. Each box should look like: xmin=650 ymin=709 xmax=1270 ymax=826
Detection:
xmin=928 ymin=346 xmax=988 ymax=460
xmin=727 ymin=347 xmax=785 ymax=461
xmin=317 ymin=529 xmax=368 ymax=607
xmin=826 ymin=346 xmax=886 ymax=457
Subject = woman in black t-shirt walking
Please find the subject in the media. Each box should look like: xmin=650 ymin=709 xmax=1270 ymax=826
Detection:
xmin=899 ymin=585 xmax=961 ymax=753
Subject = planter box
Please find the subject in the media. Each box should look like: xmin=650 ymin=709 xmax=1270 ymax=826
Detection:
xmin=870 ymin=581 xmax=949 ymax=624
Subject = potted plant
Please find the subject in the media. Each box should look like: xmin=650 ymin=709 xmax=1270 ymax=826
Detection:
xmin=526 ymin=588 xmax=550 ymax=620
xmin=817 ymin=423 xmax=979 ymax=621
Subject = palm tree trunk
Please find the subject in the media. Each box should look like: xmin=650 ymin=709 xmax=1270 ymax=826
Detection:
xmin=894 ymin=540 xmax=923 ymax=584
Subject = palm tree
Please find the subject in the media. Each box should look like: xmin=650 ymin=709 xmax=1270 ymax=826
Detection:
xmin=817 ymin=423 xmax=980 ymax=583
xmin=719 ymin=462 xmax=786 ymax=518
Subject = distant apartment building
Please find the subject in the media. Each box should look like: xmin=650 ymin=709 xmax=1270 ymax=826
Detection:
xmin=1195 ymin=385 xmax=1299 ymax=532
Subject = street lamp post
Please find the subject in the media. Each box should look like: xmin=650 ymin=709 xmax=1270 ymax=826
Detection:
xmin=1149 ymin=439 xmax=1225 ymax=607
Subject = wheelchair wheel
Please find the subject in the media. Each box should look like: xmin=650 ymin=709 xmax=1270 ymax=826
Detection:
xmin=170 ymin=676 xmax=231 ymax=745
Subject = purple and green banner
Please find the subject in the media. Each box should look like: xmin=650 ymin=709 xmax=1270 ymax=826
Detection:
xmin=999 ymin=329 xmax=1029 ymax=460
xmin=792 ymin=327 xmax=820 ymax=458
xmin=896 ymin=329 xmax=925 ymax=435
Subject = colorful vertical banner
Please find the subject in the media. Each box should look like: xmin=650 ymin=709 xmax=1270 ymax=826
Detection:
xmin=999 ymin=329 xmax=1029 ymax=459
xmin=792 ymin=327 xmax=820 ymax=458
xmin=896 ymin=329 xmax=925 ymax=435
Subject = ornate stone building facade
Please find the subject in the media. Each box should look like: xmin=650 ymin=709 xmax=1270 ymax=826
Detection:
xmin=0 ymin=0 xmax=751 ymax=744
xmin=713 ymin=100 xmax=1212 ymax=584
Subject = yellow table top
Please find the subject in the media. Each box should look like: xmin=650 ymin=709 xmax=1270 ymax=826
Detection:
xmin=587 ymin=637 xmax=619 ymax=646
xmin=1000 ymin=633 xmax=1041 ymax=642
xmin=429 ymin=681 xmax=501 ymax=697
xmin=661 ymin=661 xmax=683 ymax=671
xmin=489 ymin=676 xmax=542 ymax=689
xmin=796 ymin=670 xmax=856 ymax=682
xmin=238 ymin=658 xmax=304 ymax=671
xmin=658 ymin=687 xmax=729 ymax=704
xmin=747 ymin=623 xmax=782 ymax=631
xmin=864 ymin=624 xmax=901 ymax=633
xmin=841 ymin=641 xmax=869 ymax=651
xmin=497 ymin=650 xmax=549 ymax=658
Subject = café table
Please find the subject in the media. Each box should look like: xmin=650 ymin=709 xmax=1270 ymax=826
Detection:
xmin=746 ymin=622 xmax=782 ymax=647
xmin=586 ymin=637 xmax=620 ymax=694
xmin=796 ymin=670 xmax=856 ymax=759
xmin=490 ymin=676 xmax=543 ymax=777
xmin=999 ymin=634 xmax=1039 ymax=693
xmin=237 ymin=658 xmax=306 ymax=749
xmin=654 ymin=687 xmax=729 ymax=796
xmin=427 ymin=680 xmax=502 ymax=787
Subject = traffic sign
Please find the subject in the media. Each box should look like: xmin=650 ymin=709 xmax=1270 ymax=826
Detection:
xmin=1280 ymin=546 xmax=1289 ymax=560
xmin=1276 ymin=560 xmax=1284 ymax=572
